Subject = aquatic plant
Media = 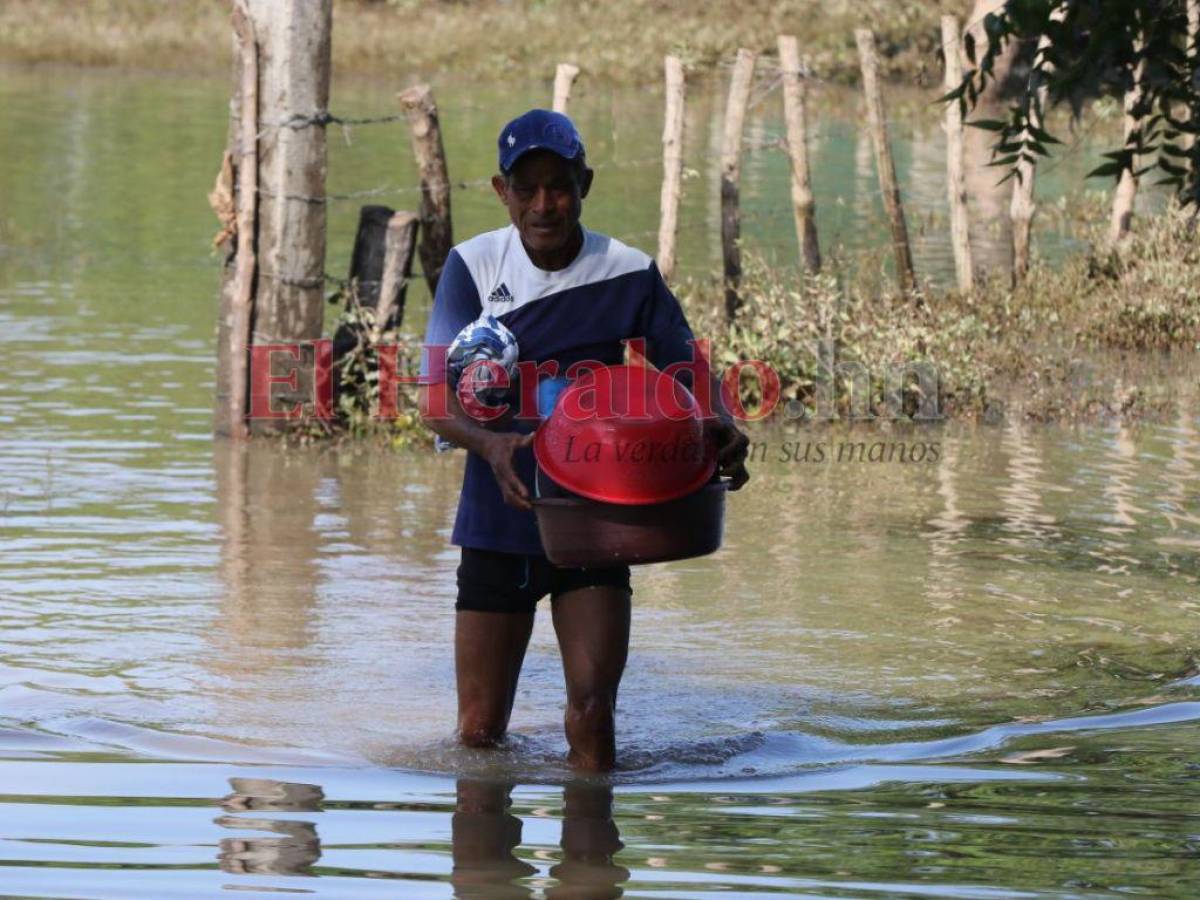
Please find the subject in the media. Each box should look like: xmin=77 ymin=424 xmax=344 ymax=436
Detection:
xmin=319 ymin=282 xmax=431 ymax=448
xmin=678 ymin=201 xmax=1200 ymax=425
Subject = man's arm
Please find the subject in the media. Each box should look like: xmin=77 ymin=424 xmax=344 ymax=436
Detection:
xmin=419 ymin=382 xmax=534 ymax=511
xmin=420 ymin=248 xmax=534 ymax=510
xmin=704 ymin=373 xmax=751 ymax=490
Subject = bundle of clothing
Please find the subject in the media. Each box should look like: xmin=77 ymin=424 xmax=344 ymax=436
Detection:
xmin=435 ymin=314 xmax=520 ymax=452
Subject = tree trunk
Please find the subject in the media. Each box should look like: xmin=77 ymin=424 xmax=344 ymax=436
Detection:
xmin=1010 ymin=9 xmax=1063 ymax=285
xmin=245 ymin=0 xmax=332 ymax=435
xmin=855 ymin=28 xmax=916 ymax=295
xmin=720 ymin=48 xmax=756 ymax=321
xmin=778 ymin=35 xmax=821 ymax=274
xmin=942 ymin=16 xmax=973 ymax=294
xmin=1108 ymin=50 xmax=1145 ymax=246
xmin=964 ymin=0 xmax=1021 ymax=103
xmin=657 ymin=55 xmax=686 ymax=282
xmin=1189 ymin=2 xmax=1200 ymax=164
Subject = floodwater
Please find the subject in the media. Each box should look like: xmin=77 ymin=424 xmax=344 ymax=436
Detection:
xmin=2 ymin=64 xmax=1199 ymax=897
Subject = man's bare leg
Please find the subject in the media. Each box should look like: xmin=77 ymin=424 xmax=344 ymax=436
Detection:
xmin=551 ymin=586 xmax=631 ymax=771
xmin=455 ymin=610 xmax=535 ymax=747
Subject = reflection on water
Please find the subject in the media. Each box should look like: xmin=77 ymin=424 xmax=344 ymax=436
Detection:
xmin=452 ymin=779 xmax=627 ymax=899
xmin=1 ymin=744 xmax=1198 ymax=896
xmin=217 ymin=779 xmax=325 ymax=878
xmin=210 ymin=775 xmax=630 ymax=896
xmin=452 ymin=779 xmax=538 ymax=896
xmin=214 ymin=442 xmax=323 ymax=663
xmin=999 ymin=418 xmax=1059 ymax=548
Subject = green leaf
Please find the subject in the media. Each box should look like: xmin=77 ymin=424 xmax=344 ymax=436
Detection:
xmin=968 ymin=118 xmax=1008 ymax=132
xmin=1087 ymin=161 xmax=1124 ymax=178
xmin=1028 ymin=125 xmax=1062 ymax=145
xmin=936 ymin=84 xmax=966 ymax=104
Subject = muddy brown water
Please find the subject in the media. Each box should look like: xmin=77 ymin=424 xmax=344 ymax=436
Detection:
xmin=1 ymin=64 xmax=1198 ymax=897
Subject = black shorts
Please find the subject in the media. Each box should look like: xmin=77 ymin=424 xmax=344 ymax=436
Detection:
xmin=456 ymin=547 xmax=632 ymax=614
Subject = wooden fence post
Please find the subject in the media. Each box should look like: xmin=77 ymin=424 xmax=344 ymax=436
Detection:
xmin=399 ymin=84 xmax=453 ymax=296
xmin=374 ymin=211 xmax=419 ymax=340
xmin=213 ymin=0 xmax=258 ymax=438
xmin=241 ymin=0 xmax=331 ymax=436
xmin=1108 ymin=46 xmax=1145 ymax=246
xmin=1010 ymin=7 xmax=1064 ymax=284
xmin=657 ymin=55 xmax=686 ymax=282
xmin=777 ymin=34 xmax=821 ymax=274
xmin=331 ymin=205 xmax=390 ymax=400
xmin=721 ymin=48 xmax=757 ymax=321
xmin=855 ymin=28 xmax=916 ymax=295
xmin=941 ymin=15 xmax=974 ymax=293
xmin=553 ymin=63 xmax=580 ymax=114
xmin=331 ymin=207 xmax=418 ymax=417
xmin=346 ymin=206 xmax=396 ymax=312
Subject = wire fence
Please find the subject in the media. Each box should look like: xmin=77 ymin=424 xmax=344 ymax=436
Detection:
xmin=233 ymin=11 xmax=1122 ymax=303
xmin=241 ymin=0 xmax=1012 ymax=217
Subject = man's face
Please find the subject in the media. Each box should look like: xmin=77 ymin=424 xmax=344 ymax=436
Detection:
xmin=492 ymin=150 xmax=593 ymax=262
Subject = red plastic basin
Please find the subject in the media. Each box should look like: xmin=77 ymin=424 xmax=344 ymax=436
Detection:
xmin=532 ymin=365 xmax=716 ymax=505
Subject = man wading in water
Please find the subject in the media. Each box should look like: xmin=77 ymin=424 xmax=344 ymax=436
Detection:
xmin=419 ymin=110 xmax=750 ymax=770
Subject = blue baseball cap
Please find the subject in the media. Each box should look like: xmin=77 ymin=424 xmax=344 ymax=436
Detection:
xmin=497 ymin=109 xmax=585 ymax=173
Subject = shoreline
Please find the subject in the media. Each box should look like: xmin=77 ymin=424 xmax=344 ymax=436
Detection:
xmin=0 ymin=0 xmax=968 ymax=87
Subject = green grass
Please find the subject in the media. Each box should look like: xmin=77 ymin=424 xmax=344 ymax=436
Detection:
xmin=0 ymin=0 xmax=971 ymax=85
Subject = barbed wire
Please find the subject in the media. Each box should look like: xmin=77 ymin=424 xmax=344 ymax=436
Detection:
xmin=256 ymin=109 xmax=409 ymax=144
xmin=256 ymin=175 xmax=496 ymax=206
xmin=748 ymin=72 xmax=784 ymax=110
xmin=232 ymin=9 xmax=1123 ymax=294
xmin=232 ymin=6 xmax=1020 ymax=210
xmin=252 ymin=153 xmax=678 ymax=207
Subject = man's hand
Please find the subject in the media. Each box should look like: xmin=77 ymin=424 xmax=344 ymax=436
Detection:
xmin=481 ymin=431 xmax=535 ymax=510
xmin=706 ymin=419 xmax=750 ymax=490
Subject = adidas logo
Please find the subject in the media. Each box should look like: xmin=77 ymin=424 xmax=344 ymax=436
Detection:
xmin=487 ymin=283 xmax=515 ymax=304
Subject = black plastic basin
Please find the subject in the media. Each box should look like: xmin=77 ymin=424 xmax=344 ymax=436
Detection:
xmin=533 ymin=481 xmax=728 ymax=567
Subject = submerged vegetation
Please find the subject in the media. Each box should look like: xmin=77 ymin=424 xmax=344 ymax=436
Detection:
xmin=682 ymin=201 xmax=1200 ymax=426
xmin=0 ymin=0 xmax=970 ymax=85
xmin=330 ymin=201 xmax=1199 ymax=448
